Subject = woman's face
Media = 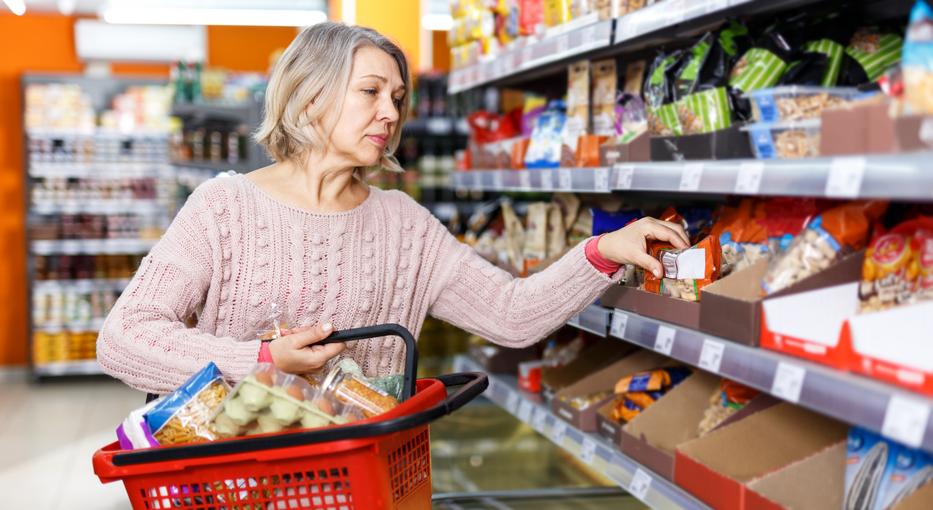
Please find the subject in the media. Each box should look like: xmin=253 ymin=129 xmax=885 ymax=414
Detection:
xmin=320 ymin=46 xmax=405 ymax=168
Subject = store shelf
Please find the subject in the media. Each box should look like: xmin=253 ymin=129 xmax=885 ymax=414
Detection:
xmin=402 ymin=116 xmax=469 ymax=137
xmin=26 ymin=128 xmax=170 ymax=139
xmin=30 ymin=238 xmax=158 ymax=255
xmin=29 ymin=162 xmax=173 ymax=179
xmin=33 ymin=318 xmax=105 ymax=333
xmin=33 ymin=359 xmax=104 ymax=377
xmin=171 ymin=101 xmax=253 ymax=119
xmin=31 ymin=199 xmax=165 ymax=215
xmin=567 ymin=303 xmax=612 ymax=337
xmin=453 ymin=355 xmax=708 ymax=510
xmin=449 ymin=17 xmax=614 ymax=94
xmin=452 ymin=153 xmax=933 ymax=201
xmin=33 ymin=278 xmax=130 ymax=293
xmin=172 ymin=160 xmax=256 ymax=173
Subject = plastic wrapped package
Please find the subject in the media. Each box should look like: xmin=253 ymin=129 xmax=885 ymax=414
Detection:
xmin=746 ymin=86 xmax=864 ymax=122
xmin=859 ymin=217 xmax=933 ymax=313
xmin=743 ymin=120 xmax=822 ymax=160
xmin=564 ymin=60 xmax=591 ymax=154
xmin=321 ymin=364 xmax=400 ymax=419
xmin=543 ymin=0 xmax=572 ymax=27
xmin=592 ymin=59 xmax=618 ymax=136
xmin=729 ymin=16 xmax=808 ymax=94
xmin=645 ymin=51 xmax=685 ymax=136
xmin=697 ymin=379 xmax=760 ymax=437
xmin=844 ymin=27 xmax=904 ymax=84
xmin=525 ymin=101 xmax=566 ymax=168
xmin=591 ymin=208 xmax=641 ymax=236
xmin=762 ymin=201 xmax=888 ymax=295
xmin=710 ymin=200 xmax=770 ymax=276
xmin=609 ymin=367 xmax=691 ymax=423
xmin=116 ymin=398 xmax=161 ymax=450
xmin=144 ymin=362 xmax=231 ymax=446
xmin=905 ymin=0 xmax=933 ymax=114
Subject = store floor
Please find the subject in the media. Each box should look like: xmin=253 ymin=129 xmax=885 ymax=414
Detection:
xmin=0 ymin=374 xmax=642 ymax=509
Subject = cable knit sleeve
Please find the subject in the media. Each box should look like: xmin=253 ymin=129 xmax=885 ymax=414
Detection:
xmin=426 ymin=217 xmax=624 ymax=348
xmin=96 ymin=183 xmax=260 ymax=394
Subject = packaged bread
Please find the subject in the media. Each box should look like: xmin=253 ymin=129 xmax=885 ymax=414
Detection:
xmin=144 ymin=362 xmax=231 ymax=446
xmin=859 ymin=217 xmax=933 ymax=313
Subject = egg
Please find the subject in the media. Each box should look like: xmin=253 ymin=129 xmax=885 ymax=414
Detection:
xmin=253 ymin=369 xmax=275 ymax=387
xmin=315 ymin=397 xmax=335 ymax=416
xmin=285 ymin=384 xmax=305 ymax=401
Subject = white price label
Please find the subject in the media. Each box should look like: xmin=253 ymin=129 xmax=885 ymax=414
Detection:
xmin=771 ymin=362 xmax=806 ymax=403
xmin=680 ymin=163 xmax=704 ymax=191
xmin=557 ymin=34 xmax=570 ymax=54
xmin=541 ymin=170 xmax=555 ymax=190
xmin=551 ymin=420 xmax=568 ymax=445
xmin=826 ymin=157 xmax=866 ymax=198
xmin=882 ymin=396 xmax=931 ymax=448
xmin=580 ymin=437 xmax=598 ymax=465
xmin=559 ymin=169 xmax=573 ymax=190
xmin=614 ymin=164 xmax=635 ymax=189
xmin=519 ymin=171 xmax=532 ymax=190
xmin=506 ymin=392 xmax=520 ymax=414
xmin=699 ymin=339 xmax=725 ymax=374
xmin=532 ymin=408 xmax=549 ymax=433
xmin=594 ymin=167 xmax=610 ymax=192
xmin=610 ymin=310 xmax=629 ymax=338
xmin=628 ymin=468 xmax=653 ymax=501
xmin=704 ymin=0 xmax=721 ymax=14
xmin=521 ymin=45 xmax=534 ymax=67
xmin=617 ymin=20 xmax=637 ymax=42
xmin=735 ymin=161 xmax=764 ymax=194
xmin=518 ymin=400 xmax=534 ymax=423
xmin=492 ymin=172 xmax=504 ymax=190
xmin=654 ymin=326 xmax=676 ymax=356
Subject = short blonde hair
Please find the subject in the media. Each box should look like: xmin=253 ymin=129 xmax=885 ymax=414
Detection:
xmin=255 ymin=22 xmax=410 ymax=172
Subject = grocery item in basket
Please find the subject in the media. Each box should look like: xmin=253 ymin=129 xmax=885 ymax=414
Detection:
xmin=609 ymin=367 xmax=691 ymax=423
xmin=245 ymin=302 xmax=290 ymax=342
xmin=144 ymin=362 xmax=231 ymax=445
xmin=697 ymin=379 xmax=760 ymax=437
xmin=525 ymin=101 xmax=566 ymax=168
xmin=744 ymin=120 xmax=822 ymax=159
xmin=859 ymin=217 xmax=933 ymax=313
xmin=905 ymin=0 xmax=933 ymax=114
xmin=116 ymin=397 xmax=161 ymax=450
xmin=762 ymin=201 xmax=888 ymax=295
xmin=746 ymin=86 xmax=863 ymax=122
xmin=321 ymin=364 xmax=400 ymax=418
xmin=843 ymin=27 xmax=904 ymax=84
xmin=592 ymin=59 xmax=618 ymax=136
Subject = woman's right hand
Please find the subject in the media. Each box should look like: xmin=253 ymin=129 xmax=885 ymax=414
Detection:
xmin=267 ymin=322 xmax=346 ymax=374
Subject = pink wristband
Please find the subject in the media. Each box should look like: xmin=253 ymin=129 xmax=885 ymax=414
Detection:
xmin=585 ymin=235 xmax=622 ymax=275
xmin=258 ymin=341 xmax=274 ymax=363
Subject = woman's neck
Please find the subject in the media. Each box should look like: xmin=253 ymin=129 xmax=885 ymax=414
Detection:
xmin=247 ymin=155 xmax=370 ymax=213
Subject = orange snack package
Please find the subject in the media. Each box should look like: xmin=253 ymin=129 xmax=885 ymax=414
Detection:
xmin=644 ymin=235 xmax=722 ymax=302
xmin=859 ymin=217 xmax=933 ymax=313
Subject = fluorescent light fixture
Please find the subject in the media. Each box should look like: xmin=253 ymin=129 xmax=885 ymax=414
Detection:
xmin=421 ymin=13 xmax=452 ymax=31
xmin=57 ymin=0 xmax=76 ymax=15
xmin=101 ymin=6 xmax=327 ymax=27
xmin=3 ymin=0 xmax=26 ymax=15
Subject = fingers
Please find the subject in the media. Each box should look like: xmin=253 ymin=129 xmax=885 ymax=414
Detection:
xmin=629 ymin=250 xmax=664 ymax=278
xmin=288 ymin=322 xmax=334 ymax=349
xmin=644 ymin=219 xmax=690 ymax=249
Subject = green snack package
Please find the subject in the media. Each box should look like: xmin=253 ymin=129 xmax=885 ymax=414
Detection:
xmin=676 ymin=87 xmax=733 ymax=135
xmin=844 ymin=28 xmax=904 ymax=83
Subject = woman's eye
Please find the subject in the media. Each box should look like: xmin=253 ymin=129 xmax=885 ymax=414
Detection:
xmin=362 ymin=88 xmax=378 ymax=96
xmin=393 ymin=97 xmax=404 ymax=108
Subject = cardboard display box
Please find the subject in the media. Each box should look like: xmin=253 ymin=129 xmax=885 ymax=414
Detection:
xmin=820 ymin=100 xmax=933 ymax=156
xmin=596 ymin=398 xmax=624 ymax=445
xmin=540 ymin=338 xmax=635 ymax=401
xmin=674 ymin=403 xmax=848 ymax=510
xmin=893 ymin=481 xmax=933 ymax=510
xmin=598 ymin=132 xmax=651 ymax=165
xmin=650 ymin=125 xmax=755 ymax=161
xmin=602 ymin=284 xmax=701 ymax=330
xmin=842 ymin=301 xmax=933 ymax=395
xmin=702 ymin=250 xmax=864 ymax=348
xmin=745 ymin=442 xmax=845 ymax=510
xmin=620 ymin=371 xmax=780 ymax=481
xmin=551 ymin=349 xmax=671 ymax=432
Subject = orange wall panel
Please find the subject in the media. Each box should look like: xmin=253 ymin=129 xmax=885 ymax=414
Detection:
xmin=356 ymin=0 xmax=420 ymax=75
xmin=207 ymin=25 xmax=298 ymax=73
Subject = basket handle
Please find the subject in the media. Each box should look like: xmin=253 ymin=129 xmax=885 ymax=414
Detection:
xmin=115 ymin=371 xmax=488 ymax=467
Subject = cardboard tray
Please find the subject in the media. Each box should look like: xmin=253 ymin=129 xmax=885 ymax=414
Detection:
xmin=674 ymin=403 xmax=849 ymax=510
xmin=820 ymin=100 xmax=933 ymax=156
xmin=551 ymin=349 xmax=670 ymax=432
xmin=540 ymin=338 xmax=634 ymax=400
xmin=650 ymin=125 xmax=755 ymax=161
xmin=744 ymin=442 xmax=846 ymax=510
xmin=620 ymin=371 xmax=780 ymax=481
xmin=702 ymin=250 xmax=864 ymax=348
xmin=468 ymin=343 xmax=541 ymax=374
xmin=598 ymin=132 xmax=651 ymax=165
xmin=602 ymin=284 xmax=701 ymax=331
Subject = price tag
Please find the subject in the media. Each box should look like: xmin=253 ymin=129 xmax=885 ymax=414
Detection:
xmin=492 ymin=172 xmax=504 ymax=190
xmin=610 ymin=310 xmax=629 ymax=338
xmin=679 ymin=163 xmax=704 ymax=191
xmin=771 ymin=362 xmax=807 ymax=403
xmin=518 ymin=400 xmax=534 ymax=423
xmin=614 ymin=164 xmax=635 ymax=190
xmin=826 ymin=157 xmax=866 ymax=198
xmin=541 ymin=170 xmax=555 ymax=190
xmin=580 ymin=437 xmax=598 ymax=465
xmin=559 ymin=169 xmax=573 ymax=191
xmin=506 ymin=391 xmax=520 ymax=414
xmin=532 ymin=408 xmax=549 ymax=433
xmin=521 ymin=45 xmax=534 ymax=67
xmin=654 ymin=326 xmax=676 ymax=356
xmin=519 ymin=171 xmax=532 ymax=190
xmin=699 ymin=339 xmax=725 ymax=374
xmin=704 ymin=0 xmax=721 ymax=14
xmin=628 ymin=468 xmax=653 ymax=501
xmin=617 ymin=19 xmax=637 ymax=42
xmin=594 ymin=167 xmax=610 ymax=192
xmin=557 ymin=34 xmax=570 ymax=54
xmin=735 ymin=161 xmax=764 ymax=194
xmin=882 ymin=396 xmax=931 ymax=448
xmin=551 ymin=420 xmax=568 ymax=445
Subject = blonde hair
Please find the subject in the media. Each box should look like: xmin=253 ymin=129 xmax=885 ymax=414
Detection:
xmin=255 ymin=22 xmax=410 ymax=173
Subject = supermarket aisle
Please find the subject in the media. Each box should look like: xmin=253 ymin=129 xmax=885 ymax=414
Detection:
xmin=0 ymin=375 xmax=140 ymax=510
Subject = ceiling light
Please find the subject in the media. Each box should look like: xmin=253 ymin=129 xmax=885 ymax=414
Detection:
xmin=421 ymin=14 xmax=452 ymax=31
xmin=101 ymin=6 xmax=327 ymax=27
xmin=3 ymin=0 xmax=26 ymax=16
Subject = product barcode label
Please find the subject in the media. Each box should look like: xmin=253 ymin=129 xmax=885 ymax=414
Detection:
xmin=771 ymin=362 xmax=806 ymax=403
xmin=882 ymin=396 xmax=931 ymax=448
xmin=594 ymin=167 xmax=610 ymax=192
xmin=614 ymin=164 xmax=635 ymax=190
xmin=518 ymin=400 xmax=534 ymax=423
xmin=580 ymin=437 xmax=598 ymax=465
xmin=551 ymin=420 xmax=568 ymax=445
xmin=699 ymin=339 xmax=725 ymax=374
xmin=541 ymin=170 xmax=555 ymax=190
xmin=610 ymin=310 xmax=629 ymax=338
xmin=679 ymin=163 xmax=704 ymax=191
xmin=826 ymin=157 xmax=866 ymax=198
xmin=628 ymin=468 xmax=653 ymax=501
xmin=654 ymin=326 xmax=676 ymax=356
xmin=735 ymin=161 xmax=764 ymax=194
xmin=559 ymin=169 xmax=573 ymax=190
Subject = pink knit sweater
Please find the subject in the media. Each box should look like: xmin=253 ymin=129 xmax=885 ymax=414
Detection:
xmin=97 ymin=174 xmax=622 ymax=393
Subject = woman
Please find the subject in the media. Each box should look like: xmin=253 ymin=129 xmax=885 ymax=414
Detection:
xmin=98 ymin=22 xmax=688 ymax=394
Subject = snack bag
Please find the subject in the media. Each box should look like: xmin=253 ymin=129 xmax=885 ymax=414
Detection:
xmin=144 ymin=362 xmax=231 ymax=445
xmin=525 ymin=101 xmax=566 ymax=168
xmin=859 ymin=217 xmax=933 ymax=313
xmin=730 ymin=16 xmax=807 ymax=93
xmin=524 ymin=202 xmax=550 ymax=268
xmin=644 ymin=226 xmax=722 ymax=302
xmin=762 ymin=201 xmax=888 ymax=295
xmin=904 ymin=0 xmax=933 ymax=114
xmin=645 ymin=51 xmax=686 ymax=135
xmin=712 ymin=200 xmax=770 ymax=276
xmin=592 ymin=59 xmax=618 ymax=136
xmin=244 ymin=302 xmax=290 ymax=342
xmin=610 ymin=367 xmax=691 ymax=423
xmin=916 ymin=226 xmax=933 ymax=302
xmin=842 ymin=27 xmax=903 ymax=84
xmin=564 ymin=60 xmax=591 ymax=155
xmin=697 ymin=379 xmax=760 ymax=437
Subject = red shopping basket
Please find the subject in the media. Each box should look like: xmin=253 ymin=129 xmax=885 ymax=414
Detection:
xmin=93 ymin=324 xmax=488 ymax=510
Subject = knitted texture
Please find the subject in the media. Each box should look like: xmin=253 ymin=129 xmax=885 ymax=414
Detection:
xmin=97 ymin=174 xmax=622 ymax=393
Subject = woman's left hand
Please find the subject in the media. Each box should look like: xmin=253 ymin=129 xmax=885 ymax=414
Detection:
xmin=597 ymin=217 xmax=690 ymax=278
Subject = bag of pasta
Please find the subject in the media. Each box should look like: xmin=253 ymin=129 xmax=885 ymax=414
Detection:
xmin=144 ymin=362 xmax=231 ymax=446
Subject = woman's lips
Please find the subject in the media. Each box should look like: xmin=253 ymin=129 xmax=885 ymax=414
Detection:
xmin=367 ymin=135 xmax=387 ymax=147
